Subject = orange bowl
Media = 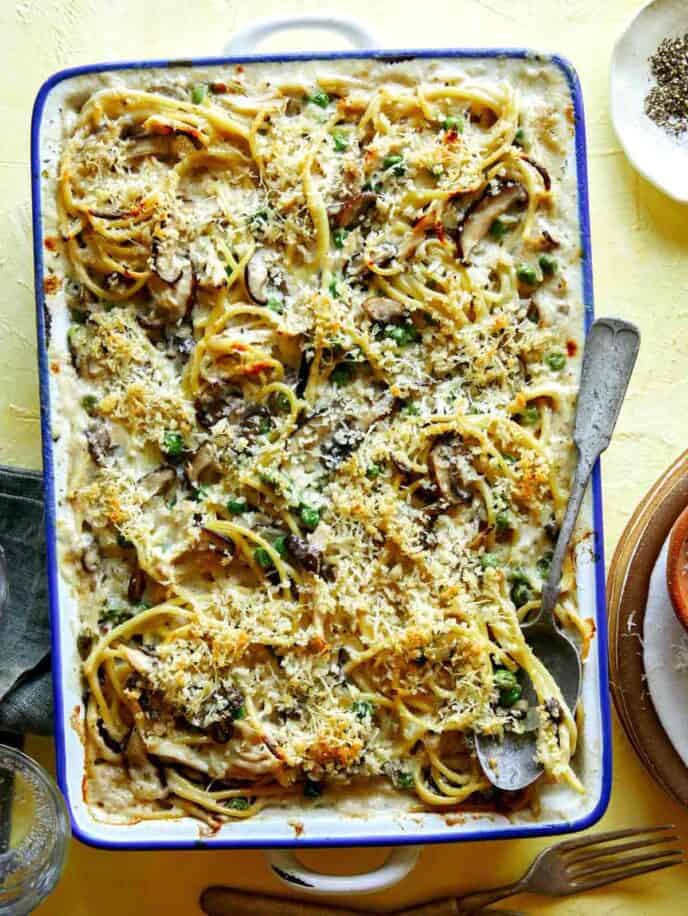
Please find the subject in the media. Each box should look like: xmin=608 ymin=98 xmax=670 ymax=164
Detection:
xmin=666 ymin=503 xmax=688 ymax=633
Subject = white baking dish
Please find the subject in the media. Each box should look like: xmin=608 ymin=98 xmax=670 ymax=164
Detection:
xmin=31 ymin=16 xmax=612 ymax=895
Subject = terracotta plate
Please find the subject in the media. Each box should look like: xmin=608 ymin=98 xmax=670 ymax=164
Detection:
xmin=607 ymin=449 xmax=688 ymax=807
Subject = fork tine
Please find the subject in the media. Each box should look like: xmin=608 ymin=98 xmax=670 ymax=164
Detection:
xmin=566 ymin=834 xmax=680 ymax=866
xmin=569 ymin=848 xmax=684 ymax=880
xmin=557 ymin=824 xmax=675 ymax=854
xmin=570 ymin=856 xmax=685 ymax=892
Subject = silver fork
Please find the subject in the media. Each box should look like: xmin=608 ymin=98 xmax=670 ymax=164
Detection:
xmin=454 ymin=825 xmax=685 ymax=912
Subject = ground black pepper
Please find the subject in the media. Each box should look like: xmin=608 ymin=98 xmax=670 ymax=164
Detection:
xmin=645 ymin=33 xmax=688 ymax=136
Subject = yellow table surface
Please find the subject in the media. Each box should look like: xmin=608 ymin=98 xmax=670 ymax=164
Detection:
xmin=1 ymin=0 xmax=687 ymax=912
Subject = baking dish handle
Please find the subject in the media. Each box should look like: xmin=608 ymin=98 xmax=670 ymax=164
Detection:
xmin=265 ymin=845 xmax=420 ymax=895
xmin=224 ymin=15 xmax=378 ymax=55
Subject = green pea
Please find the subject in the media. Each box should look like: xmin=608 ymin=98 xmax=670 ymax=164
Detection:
xmin=162 ymin=431 xmax=184 ymax=457
xmin=383 ymin=323 xmax=421 ymax=347
xmin=539 ymin=253 xmax=558 ymax=276
xmin=190 ymin=84 xmax=208 ymax=104
xmin=510 ymin=580 xmax=532 ymax=608
xmin=494 ymin=668 xmax=519 ymax=691
xmin=366 ymin=463 xmax=383 ymax=480
xmin=495 ymin=511 xmax=512 ymax=532
xmin=499 ymin=684 xmax=523 ymax=707
xmin=333 ymin=130 xmax=348 ymax=152
xmin=227 ymin=497 xmax=248 ymax=516
xmin=402 ymin=401 xmax=420 ymax=416
xmin=254 ymin=547 xmax=273 ymax=570
xmin=299 ymin=504 xmax=321 ymax=531
xmin=273 ymin=535 xmax=288 ymax=557
xmin=232 ymin=705 xmax=246 ymax=720
xmin=258 ymin=417 xmax=272 ymax=435
xmin=304 ymin=779 xmax=323 ymax=798
xmin=306 ymin=91 xmax=330 ymax=108
xmin=480 ymin=552 xmax=500 ymax=569
xmin=332 ymin=227 xmax=347 ymax=249
xmin=545 ymin=351 xmax=566 ymax=371
xmin=226 ymin=797 xmax=250 ymax=810
xmin=520 ymin=405 xmax=540 ymax=426
xmin=274 ymin=392 xmax=291 ymax=412
xmin=510 ymin=568 xmax=531 ymax=587
xmin=489 ymin=218 xmax=507 ymax=240
xmin=516 ymin=263 xmax=539 ymax=285
xmin=442 ymin=115 xmax=465 ymax=132
xmin=536 ymin=550 xmax=553 ymax=579
xmin=331 ymin=362 xmax=353 ymax=386
xmin=81 ymin=395 xmax=98 ymax=416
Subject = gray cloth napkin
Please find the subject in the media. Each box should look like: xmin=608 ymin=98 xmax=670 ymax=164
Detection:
xmin=0 ymin=465 xmax=53 ymax=735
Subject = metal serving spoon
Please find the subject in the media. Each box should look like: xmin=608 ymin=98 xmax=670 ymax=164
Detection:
xmin=476 ymin=317 xmax=640 ymax=791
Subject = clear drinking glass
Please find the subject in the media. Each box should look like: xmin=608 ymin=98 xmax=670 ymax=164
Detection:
xmin=0 ymin=745 xmax=70 ymax=915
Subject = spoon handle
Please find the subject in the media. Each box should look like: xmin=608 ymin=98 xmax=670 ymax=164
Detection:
xmin=540 ymin=318 xmax=640 ymax=620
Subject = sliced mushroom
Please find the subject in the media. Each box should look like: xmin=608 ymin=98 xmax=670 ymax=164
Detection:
xmin=539 ymin=229 xmax=560 ymax=252
xmin=124 ymin=135 xmax=177 ymax=161
xmin=209 ymin=720 xmax=234 ymax=743
xmin=128 ymin=566 xmax=146 ymax=604
xmin=245 ymin=249 xmax=269 ymax=304
xmin=241 ymin=403 xmax=271 ymax=437
xmin=85 ymin=421 xmax=113 ymax=466
xmin=139 ymin=466 xmax=177 ymax=502
xmin=195 ymin=386 xmax=245 ymax=429
xmin=185 ymin=441 xmax=219 ymax=487
xmin=428 ymin=437 xmax=474 ymax=505
xmin=148 ymin=256 xmax=194 ymax=323
xmin=81 ymin=543 xmax=100 ymax=573
xmin=457 ymin=182 xmax=527 ymax=262
xmin=320 ymin=394 xmax=393 ymax=470
xmin=330 ymin=191 xmax=377 ymax=229
xmin=137 ymin=312 xmax=165 ymax=331
xmin=286 ymin=534 xmax=324 ymax=574
xmin=520 ymin=155 xmax=551 ymax=191
xmin=152 ymin=238 xmax=186 ymax=283
xmin=363 ymin=296 xmax=406 ymax=322
xmin=97 ymin=718 xmax=126 ymax=755
xmin=295 ymin=351 xmax=314 ymax=398
xmin=200 ymin=528 xmax=235 ymax=559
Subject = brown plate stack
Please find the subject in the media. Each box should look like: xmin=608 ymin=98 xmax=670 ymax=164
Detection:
xmin=607 ymin=449 xmax=688 ymax=806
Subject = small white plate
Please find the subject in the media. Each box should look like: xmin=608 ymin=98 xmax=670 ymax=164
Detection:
xmin=611 ymin=0 xmax=688 ymax=203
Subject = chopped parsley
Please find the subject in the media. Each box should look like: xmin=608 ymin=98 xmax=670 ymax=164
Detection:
xmin=306 ymin=90 xmax=330 ymax=108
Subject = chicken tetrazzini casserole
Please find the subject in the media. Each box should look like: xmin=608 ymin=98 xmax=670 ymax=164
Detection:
xmin=39 ymin=54 xmax=595 ymax=828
